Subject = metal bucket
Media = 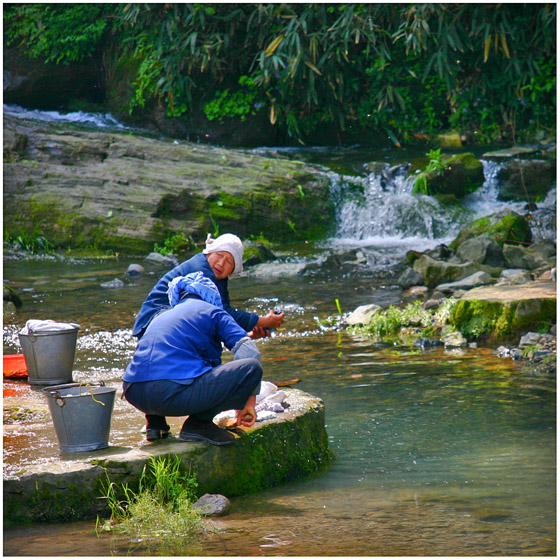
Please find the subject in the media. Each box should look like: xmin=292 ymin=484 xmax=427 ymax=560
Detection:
xmin=19 ymin=327 xmax=79 ymax=386
xmin=43 ymin=382 xmax=116 ymax=452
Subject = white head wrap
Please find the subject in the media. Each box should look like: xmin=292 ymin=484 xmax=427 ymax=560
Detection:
xmin=202 ymin=233 xmax=244 ymax=276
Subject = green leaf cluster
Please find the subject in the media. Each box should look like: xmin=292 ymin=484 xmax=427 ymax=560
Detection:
xmin=4 ymin=3 xmax=556 ymax=142
xmin=5 ymin=4 xmax=110 ymax=64
xmin=153 ymin=230 xmax=194 ymax=258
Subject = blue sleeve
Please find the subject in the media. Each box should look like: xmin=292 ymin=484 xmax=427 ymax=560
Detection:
xmin=212 ymin=307 xmax=251 ymax=351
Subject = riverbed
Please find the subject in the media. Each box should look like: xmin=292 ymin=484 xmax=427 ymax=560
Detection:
xmin=3 ymin=251 xmax=556 ymax=556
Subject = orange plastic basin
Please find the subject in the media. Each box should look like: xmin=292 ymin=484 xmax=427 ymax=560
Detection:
xmin=3 ymin=354 xmax=28 ymax=379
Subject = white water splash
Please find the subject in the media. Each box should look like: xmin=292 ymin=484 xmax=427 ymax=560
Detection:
xmin=330 ymin=159 xmax=556 ymax=251
xmin=4 ymin=103 xmax=128 ymax=128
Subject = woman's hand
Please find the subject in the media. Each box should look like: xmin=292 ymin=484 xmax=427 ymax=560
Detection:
xmin=257 ymin=310 xmax=285 ymax=329
xmin=236 ymin=395 xmax=257 ymax=427
xmin=248 ymin=326 xmax=269 ymax=339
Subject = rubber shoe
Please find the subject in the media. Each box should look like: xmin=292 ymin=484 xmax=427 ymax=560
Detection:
xmin=179 ymin=418 xmax=235 ymax=446
xmin=146 ymin=428 xmax=170 ymax=442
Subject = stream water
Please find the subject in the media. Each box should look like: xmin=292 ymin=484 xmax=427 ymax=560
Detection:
xmin=3 ymin=107 xmax=557 ymax=556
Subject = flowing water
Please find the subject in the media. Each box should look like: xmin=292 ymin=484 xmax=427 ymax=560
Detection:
xmin=3 ymin=107 xmax=557 ymax=556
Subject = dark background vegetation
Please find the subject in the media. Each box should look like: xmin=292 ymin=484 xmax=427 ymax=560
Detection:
xmin=4 ymin=3 xmax=556 ymax=146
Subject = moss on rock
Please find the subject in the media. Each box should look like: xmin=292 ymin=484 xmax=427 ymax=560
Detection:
xmin=450 ymin=209 xmax=532 ymax=251
xmin=3 ymin=389 xmax=332 ymax=525
xmin=413 ymin=152 xmax=484 ymax=198
xmin=4 ymin=115 xmax=335 ymax=253
xmin=451 ymin=298 xmax=556 ymax=343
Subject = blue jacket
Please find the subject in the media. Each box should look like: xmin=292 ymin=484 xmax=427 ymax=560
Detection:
xmin=132 ymin=253 xmax=258 ymax=337
xmin=123 ymin=296 xmax=248 ymax=384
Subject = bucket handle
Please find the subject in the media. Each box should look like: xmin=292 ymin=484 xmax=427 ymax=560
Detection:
xmin=48 ymin=381 xmax=107 ymax=408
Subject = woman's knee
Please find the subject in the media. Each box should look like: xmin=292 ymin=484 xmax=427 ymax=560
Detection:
xmin=241 ymin=357 xmax=263 ymax=381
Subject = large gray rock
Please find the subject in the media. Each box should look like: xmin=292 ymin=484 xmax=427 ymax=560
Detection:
xmin=503 ymin=244 xmax=548 ymax=270
xmin=345 ymin=304 xmax=382 ymax=326
xmin=3 ymin=114 xmax=334 ymax=254
xmin=3 ymin=388 xmax=332 ymax=525
xmin=412 ymin=255 xmax=481 ymax=289
xmin=397 ymin=266 xmax=424 ymax=288
xmin=413 ymin=153 xmax=484 ymax=198
xmin=450 ymin=209 xmax=533 ymax=251
xmin=193 ymin=493 xmax=231 ymax=516
xmin=435 ymin=271 xmax=493 ymax=294
xmin=456 ymin=235 xmax=505 ymax=267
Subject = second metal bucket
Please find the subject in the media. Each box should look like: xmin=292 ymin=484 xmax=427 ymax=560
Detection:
xmin=19 ymin=327 xmax=79 ymax=386
xmin=43 ymin=383 xmax=116 ymax=452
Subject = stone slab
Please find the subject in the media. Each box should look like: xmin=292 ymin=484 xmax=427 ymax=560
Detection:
xmin=460 ymin=281 xmax=556 ymax=302
xmin=3 ymin=389 xmax=332 ymax=525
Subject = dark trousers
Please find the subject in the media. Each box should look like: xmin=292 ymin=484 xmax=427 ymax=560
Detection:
xmin=124 ymin=358 xmax=262 ymax=429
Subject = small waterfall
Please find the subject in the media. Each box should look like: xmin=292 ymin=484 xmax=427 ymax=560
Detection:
xmin=329 ymin=164 xmax=473 ymax=254
xmin=329 ymin=159 xmax=556 ymax=259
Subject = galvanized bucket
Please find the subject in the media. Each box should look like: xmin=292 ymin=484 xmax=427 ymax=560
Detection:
xmin=19 ymin=327 xmax=79 ymax=386
xmin=43 ymin=382 xmax=116 ymax=452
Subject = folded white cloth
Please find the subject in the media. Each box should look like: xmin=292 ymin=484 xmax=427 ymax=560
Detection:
xmin=256 ymin=381 xmax=278 ymax=402
xmin=20 ymin=319 xmax=79 ymax=335
xmin=256 ymin=400 xmax=284 ymax=413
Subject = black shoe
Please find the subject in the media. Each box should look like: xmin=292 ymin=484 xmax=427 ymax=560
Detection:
xmin=146 ymin=428 xmax=170 ymax=442
xmin=179 ymin=417 xmax=235 ymax=446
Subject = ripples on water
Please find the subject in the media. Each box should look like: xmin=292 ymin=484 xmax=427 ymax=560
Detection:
xmin=3 ymin=254 xmax=556 ymax=556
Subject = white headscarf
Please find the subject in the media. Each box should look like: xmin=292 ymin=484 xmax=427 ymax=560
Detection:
xmin=202 ymin=233 xmax=244 ymax=276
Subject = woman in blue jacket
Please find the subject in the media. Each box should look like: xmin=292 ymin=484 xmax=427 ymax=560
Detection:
xmin=132 ymin=233 xmax=285 ymax=339
xmin=123 ymin=272 xmax=263 ymax=446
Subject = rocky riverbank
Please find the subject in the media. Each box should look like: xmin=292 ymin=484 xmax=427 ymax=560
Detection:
xmin=3 ymin=113 xmax=334 ymax=254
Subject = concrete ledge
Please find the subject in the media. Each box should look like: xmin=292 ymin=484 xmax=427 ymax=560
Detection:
xmin=3 ymin=389 xmax=332 ymax=525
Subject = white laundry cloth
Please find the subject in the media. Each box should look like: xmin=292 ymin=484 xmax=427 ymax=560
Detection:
xmin=256 ymin=380 xmax=278 ymax=402
xmin=214 ymin=385 xmax=286 ymax=424
xmin=20 ymin=319 xmax=79 ymax=335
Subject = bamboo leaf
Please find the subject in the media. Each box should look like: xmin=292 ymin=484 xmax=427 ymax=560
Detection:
xmin=500 ymin=33 xmax=510 ymax=58
xmin=269 ymin=104 xmax=277 ymax=124
xmin=265 ymin=35 xmax=283 ymax=56
xmin=304 ymin=60 xmax=322 ymax=75
xmin=484 ymin=34 xmax=491 ymax=63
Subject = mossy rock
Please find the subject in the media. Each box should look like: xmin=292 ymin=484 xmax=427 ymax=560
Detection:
xmin=3 ymin=389 xmax=332 ymax=524
xmin=413 ymin=153 xmax=484 ymax=198
xmin=4 ymin=115 xmax=335 ymax=253
xmin=449 ymin=209 xmax=532 ymax=251
xmin=451 ymin=297 xmax=556 ymax=344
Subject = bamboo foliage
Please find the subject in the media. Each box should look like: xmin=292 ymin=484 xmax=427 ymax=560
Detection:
xmin=4 ymin=3 xmax=556 ymax=140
